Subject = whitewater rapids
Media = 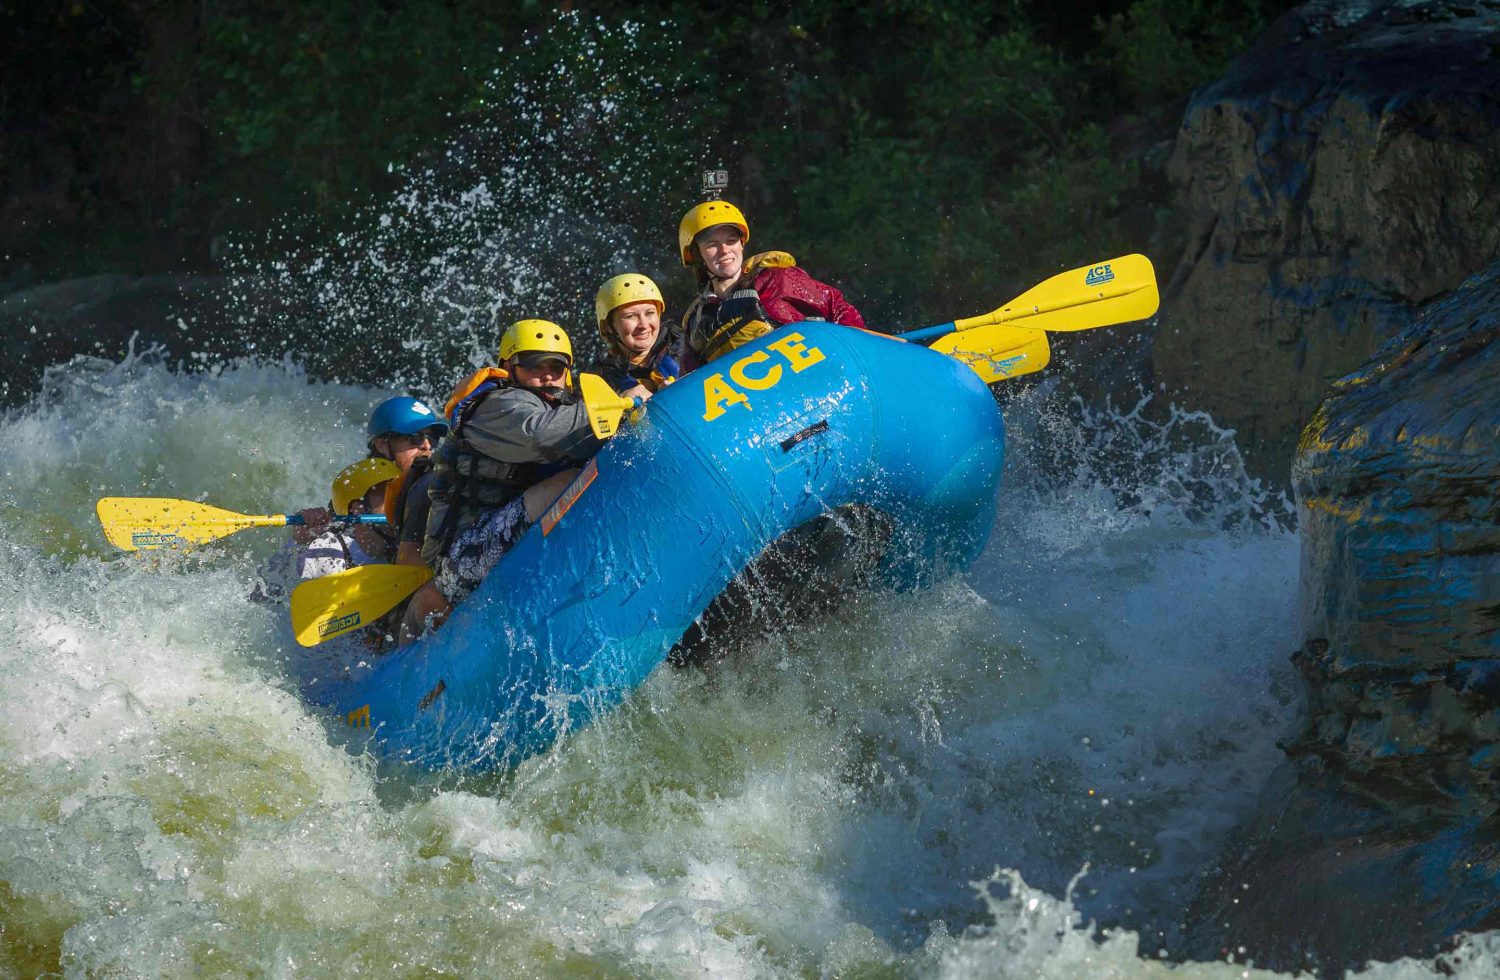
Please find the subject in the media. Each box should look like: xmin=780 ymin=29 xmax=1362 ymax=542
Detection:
xmin=1 ymin=351 xmax=1490 ymax=977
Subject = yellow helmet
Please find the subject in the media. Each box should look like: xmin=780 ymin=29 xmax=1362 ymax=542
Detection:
xmin=331 ymin=457 xmax=401 ymax=516
xmin=678 ymin=200 xmax=749 ymax=265
xmin=498 ymin=318 xmax=573 ymax=366
xmin=594 ymin=274 xmax=665 ymax=346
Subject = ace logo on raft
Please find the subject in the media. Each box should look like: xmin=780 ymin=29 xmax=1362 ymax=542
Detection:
xmin=701 ymin=333 xmax=826 ymax=421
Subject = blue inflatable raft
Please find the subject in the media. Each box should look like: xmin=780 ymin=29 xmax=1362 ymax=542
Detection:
xmin=304 ymin=322 xmax=1005 ymax=770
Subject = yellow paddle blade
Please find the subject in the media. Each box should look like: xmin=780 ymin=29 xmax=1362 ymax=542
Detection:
xmin=96 ymin=497 xmax=287 ymax=551
xmin=578 ymin=372 xmax=637 ymax=439
xmin=955 ymin=254 xmax=1160 ymax=334
xmin=290 ymin=563 xmax=433 ymax=647
xmin=932 ymin=326 xmax=1051 ymax=384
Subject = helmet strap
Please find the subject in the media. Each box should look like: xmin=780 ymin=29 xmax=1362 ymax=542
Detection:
xmin=526 ymin=384 xmax=567 ymax=403
xmin=505 ymin=360 xmax=568 ymax=404
xmin=643 ymin=324 xmax=674 ymax=364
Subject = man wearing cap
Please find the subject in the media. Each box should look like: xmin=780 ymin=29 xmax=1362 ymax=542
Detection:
xmin=401 ymin=319 xmax=603 ymax=640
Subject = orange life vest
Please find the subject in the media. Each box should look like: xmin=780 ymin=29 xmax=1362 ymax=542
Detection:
xmin=444 ymin=366 xmax=510 ymax=420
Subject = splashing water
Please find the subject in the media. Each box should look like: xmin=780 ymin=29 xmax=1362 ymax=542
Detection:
xmin=4 ymin=10 xmax=1490 ymax=973
xmin=220 ymin=13 xmax=704 ymax=396
xmin=3 ymin=348 xmax=1490 ymax=977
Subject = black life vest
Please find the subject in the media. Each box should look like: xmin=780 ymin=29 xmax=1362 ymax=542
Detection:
xmin=683 ymin=285 xmax=770 ymax=362
xmin=390 ymin=455 xmax=432 ymax=538
xmin=426 ymin=382 xmax=542 ymax=552
xmin=681 ymin=252 xmax=798 ymax=361
xmin=596 ymin=344 xmax=683 ymax=395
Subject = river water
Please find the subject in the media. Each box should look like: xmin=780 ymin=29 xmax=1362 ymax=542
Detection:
xmin=4 ymin=349 xmax=1495 ymax=976
xmin=6 ymin=12 xmax=1498 ymax=972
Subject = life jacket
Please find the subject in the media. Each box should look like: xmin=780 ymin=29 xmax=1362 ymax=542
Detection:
xmin=329 ymin=529 xmax=356 ymax=569
xmin=643 ymin=353 xmax=680 ymax=392
xmin=368 ymin=369 xmax=513 ymax=539
xmin=381 ymin=454 xmax=432 ymax=537
xmin=444 ymin=366 xmax=510 ymax=421
xmin=426 ymin=368 xmax=544 ymax=554
xmin=637 ymin=327 xmax=682 ymax=391
xmin=298 ymin=527 xmax=382 ymax=579
xmin=743 ymin=250 xmax=797 ymax=281
xmin=600 ymin=344 xmax=681 ymax=394
xmin=682 ymin=251 xmax=797 ymax=362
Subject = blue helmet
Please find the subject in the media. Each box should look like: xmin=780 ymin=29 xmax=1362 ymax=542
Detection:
xmin=366 ymin=396 xmax=447 ymax=448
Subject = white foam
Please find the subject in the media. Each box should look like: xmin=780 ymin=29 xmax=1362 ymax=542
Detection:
xmin=0 ymin=302 xmax=1473 ymax=976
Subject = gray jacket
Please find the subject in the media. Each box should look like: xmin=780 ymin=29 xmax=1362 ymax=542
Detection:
xmin=421 ymin=384 xmax=600 ymax=563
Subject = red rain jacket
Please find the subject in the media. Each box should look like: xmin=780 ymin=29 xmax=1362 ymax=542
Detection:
xmin=754 ymin=264 xmax=865 ymax=331
xmin=677 ymin=253 xmax=865 ymax=372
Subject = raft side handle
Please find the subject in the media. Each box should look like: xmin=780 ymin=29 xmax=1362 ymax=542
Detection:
xmin=418 ymin=679 xmax=446 ymax=711
xmin=781 ymin=420 xmax=830 ymax=452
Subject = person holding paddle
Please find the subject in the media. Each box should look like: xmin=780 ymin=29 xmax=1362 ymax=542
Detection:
xmin=588 ymin=273 xmax=680 ymax=401
xmin=399 ymin=319 xmax=604 ymax=641
xmin=677 ymin=200 xmax=864 ymax=368
xmin=300 ymin=458 xmax=400 ymax=577
xmin=252 ymin=457 xmax=400 ymax=602
xmin=289 ymin=396 xmax=446 ymax=546
xmin=281 ymin=254 xmax=1161 ymax=650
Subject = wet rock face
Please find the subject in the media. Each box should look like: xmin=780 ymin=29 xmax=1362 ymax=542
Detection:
xmin=0 ymin=276 xmax=218 ymax=405
xmin=1184 ymin=761 xmax=1500 ymax=972
xmin=1183 ymin=260 xmax=1500 ymax=973
xmin=1157 ymin=0 xmax=1500 ymax=481
xmin=1292 ymin=258 xmax=1500 ymax=795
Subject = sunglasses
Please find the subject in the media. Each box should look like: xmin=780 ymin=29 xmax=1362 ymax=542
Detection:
xmin=383 ymin=429 xmax=439 ymax=446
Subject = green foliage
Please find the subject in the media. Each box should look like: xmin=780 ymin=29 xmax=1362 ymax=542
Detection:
xmin=198 ymin=2 xmax=532 ymax=240
xmin=5 ymin=0 xmax=1294 ymax=334
xmin=738 ymin=6 xmax=1176 ymax=328
xmin=1098 ymin=0 xmax=1284 ymax=106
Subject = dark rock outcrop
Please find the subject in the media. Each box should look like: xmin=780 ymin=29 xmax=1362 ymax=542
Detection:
xmin=1293 ymin=257 xmax=1500 ymax=798
xmin=1157 ymin=0 xmax=1500 ymax=482
xmin=1186 ymin=259 xmax=1500 ymax=972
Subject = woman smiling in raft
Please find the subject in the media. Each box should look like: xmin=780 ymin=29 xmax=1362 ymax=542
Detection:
xmin=676 ymin=199 xmax=865 ymax=368
xmin=589 ymin=273 xmax=680 ymax=402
